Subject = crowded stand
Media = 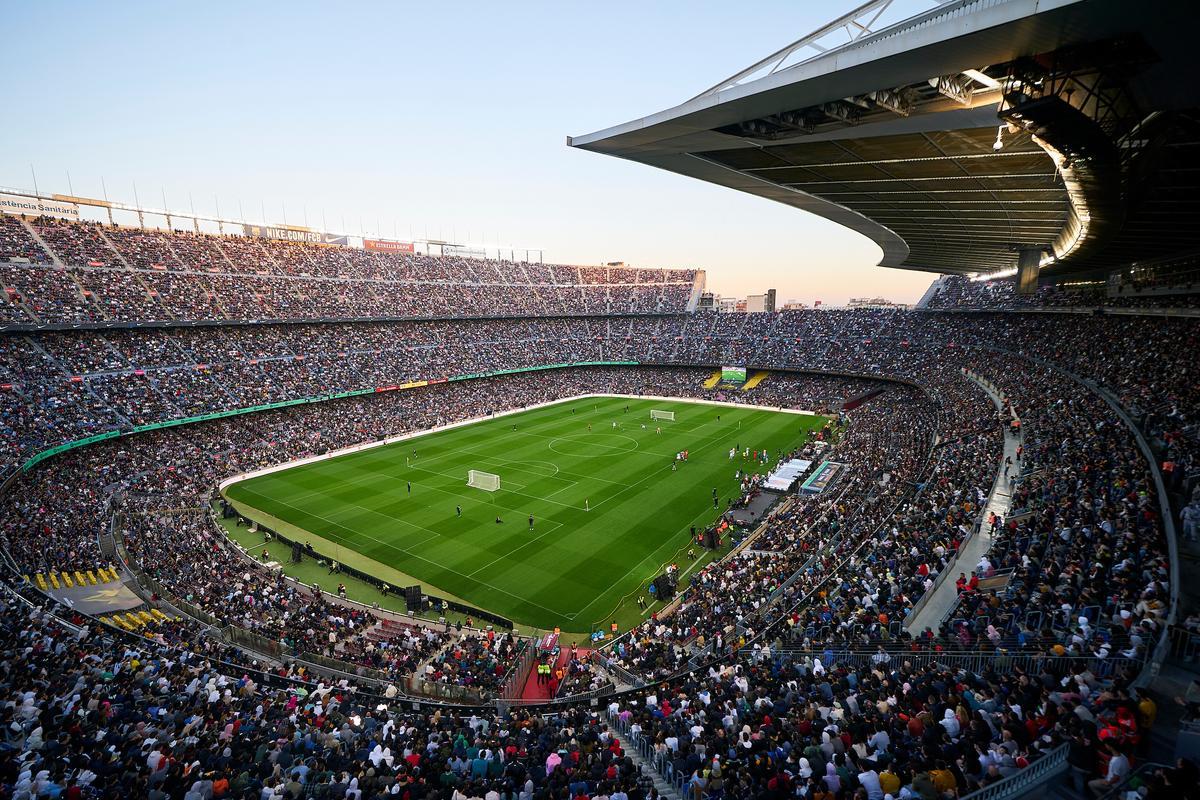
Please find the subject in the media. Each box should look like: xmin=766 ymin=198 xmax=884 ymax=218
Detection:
xmin=0 ymin=215 xmax=698 ymax=325
xmin=0 ymin=270 xmax=1190 ymax=796
xmin=925 ymin=274 xmax=1200 ymax=312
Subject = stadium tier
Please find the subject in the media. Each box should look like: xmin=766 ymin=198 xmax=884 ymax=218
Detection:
xmin=0 ymin=215 xmax=698 ymax=325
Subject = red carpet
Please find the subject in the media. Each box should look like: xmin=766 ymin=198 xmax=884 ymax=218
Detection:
xmin=517 ymin=647 xmax=583 ymax=701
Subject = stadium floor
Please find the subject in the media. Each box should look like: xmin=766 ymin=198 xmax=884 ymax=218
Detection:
xmin=223 ymin=395 xmax=826 ymax=634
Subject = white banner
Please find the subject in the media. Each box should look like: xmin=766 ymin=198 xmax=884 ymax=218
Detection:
xmin=0 ymin=193 xmax=80 ymax=220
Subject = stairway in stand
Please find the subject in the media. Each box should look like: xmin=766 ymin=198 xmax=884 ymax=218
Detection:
xmin=608 ymin=725 xmax=682 ymax=800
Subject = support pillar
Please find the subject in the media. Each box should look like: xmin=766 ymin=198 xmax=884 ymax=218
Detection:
xmin=1016 ymin=248 xmax=1041 ymax=295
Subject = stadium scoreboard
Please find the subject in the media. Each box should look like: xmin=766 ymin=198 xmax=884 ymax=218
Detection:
xmin=721 ymin=366 xmax=747 ymax=383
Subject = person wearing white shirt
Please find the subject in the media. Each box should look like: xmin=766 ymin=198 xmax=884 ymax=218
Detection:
xmin=1087 ymin=745 xmax=1130 ymax=797
xmin=857 ymin=768 xmax=884 ymax=800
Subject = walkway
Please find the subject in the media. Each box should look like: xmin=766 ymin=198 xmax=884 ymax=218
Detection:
xmin=905 ymin=373 xmax=1023 ymax=633
xmin=608 ymin=717 xmax=682 ymax=800
xmin=516 ymin=647 xmax=575 ymax=701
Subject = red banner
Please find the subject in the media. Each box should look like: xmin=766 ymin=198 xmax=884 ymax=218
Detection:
xmin=363 ymin=238 xmax=415 ymax=253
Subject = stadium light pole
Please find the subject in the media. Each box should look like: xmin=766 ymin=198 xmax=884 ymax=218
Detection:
xmin=132 ymin=181 xmax=144 ymax=228
xmin=101 ymin=177 xmax=113 ymax=224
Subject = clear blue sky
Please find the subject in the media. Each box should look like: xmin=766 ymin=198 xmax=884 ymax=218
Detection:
xmin=4 ymin=0 xmax=940 ymax=305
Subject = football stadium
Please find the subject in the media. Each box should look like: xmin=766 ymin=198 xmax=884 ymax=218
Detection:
xmin=1 ymin=1 xmax=1198 ymax=798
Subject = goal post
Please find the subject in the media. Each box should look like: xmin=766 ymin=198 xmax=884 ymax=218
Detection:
xmin=650 ymin=409 xmax=675 ymax=422
xmin=467 ymin=470 xmax=500 ymax=492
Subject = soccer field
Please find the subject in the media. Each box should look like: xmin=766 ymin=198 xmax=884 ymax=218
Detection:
xmin=223 ymin=395 xmax=826 ymax=634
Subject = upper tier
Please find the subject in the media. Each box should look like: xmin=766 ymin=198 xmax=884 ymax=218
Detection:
xmin=0 ymin=214 xmax=698 ymax=326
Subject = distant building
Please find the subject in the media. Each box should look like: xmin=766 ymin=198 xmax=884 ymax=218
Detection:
xmin=712 ymin=288 xmax=777 ymax=312
xmin=846 ymin=296 xmax=909 ymax=309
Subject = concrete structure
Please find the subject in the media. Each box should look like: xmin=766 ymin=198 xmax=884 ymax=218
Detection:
xmin=570 ymin=0 xmax=1200 ymax=282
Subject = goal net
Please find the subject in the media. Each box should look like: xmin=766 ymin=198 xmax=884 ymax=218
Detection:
xmin=650 ymin=409 xmax=675 ymax=422
xmin=467 ymin=470 xmax=501 ymax=492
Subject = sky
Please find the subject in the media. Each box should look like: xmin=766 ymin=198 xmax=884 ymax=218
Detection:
xmin=3 ymin=0 xmax=942 ymax=306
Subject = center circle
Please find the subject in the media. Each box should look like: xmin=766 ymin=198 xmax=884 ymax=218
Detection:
xmin=547 ymin=432 xmax=639 ymax=457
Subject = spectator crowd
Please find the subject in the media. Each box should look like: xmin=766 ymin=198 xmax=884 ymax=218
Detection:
xmin=0 ymin=245 xmax=1193 ymax=797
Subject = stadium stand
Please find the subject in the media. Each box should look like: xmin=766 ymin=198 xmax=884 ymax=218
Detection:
xmin=0 ymin=282 xmax=1193 ymax=797
xmin=0 ymin=216 xmax=698 ymax=325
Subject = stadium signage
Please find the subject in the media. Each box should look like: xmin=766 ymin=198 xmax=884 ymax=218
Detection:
xmin=799 ymin=461 xmax=847 ymax=494
xmin=0 ymin=192 xmax=80 ymax=220
xmin=363 ymin=238 xmax=415 ymax=253
xmin=242 ymin=224 xmax=348 ymax=246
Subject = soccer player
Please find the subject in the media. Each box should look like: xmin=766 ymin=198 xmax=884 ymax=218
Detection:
xmin=656 ymin=426 xmax=661 ymax=435
xmin=407 ymin=481 xmax=411 ymax=494
xmin=584 ymin=498 xmax=590 ymax=512
xmin=528 ymin=514 xmax=534 ymax=531
xmin=587 ymin=423 xmax=592 ymax=432
xmin=611 ymin=421 xmax=617 ymax=429
xmin=456 ymin=505 xmax=462 ymax=517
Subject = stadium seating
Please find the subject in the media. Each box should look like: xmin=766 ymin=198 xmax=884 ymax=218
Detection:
xmin=0 ymin=232 xmax=1195 ymax=797
xmin=0 ymin=215 xmax=698 ymax=325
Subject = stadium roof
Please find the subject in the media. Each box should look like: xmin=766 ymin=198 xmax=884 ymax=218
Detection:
xmin=569 ymin=0 xmax=1200 ymax=279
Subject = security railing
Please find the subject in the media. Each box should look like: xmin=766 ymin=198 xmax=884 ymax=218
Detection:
xmin=500 ymin=641 xmax=538 ymax=699
xmin=1093 ymin=760 xmax=1172 ymax=800
xmin=606 ymin=707 xmax=692 ymax=797
xmin=771 ymin=647 xmax=1147 ymax=679
xmin=958 ymin=743 xmax=1069 ymax=800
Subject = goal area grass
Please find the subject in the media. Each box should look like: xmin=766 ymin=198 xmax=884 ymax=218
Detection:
xmin=222 ymin=395 xmax=826 ymax=636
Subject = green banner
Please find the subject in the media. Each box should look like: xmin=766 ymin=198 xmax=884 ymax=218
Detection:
xmin=18 ymin=365 xmax=636 ymax=473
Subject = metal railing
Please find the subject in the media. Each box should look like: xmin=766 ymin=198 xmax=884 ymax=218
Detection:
xmin=958 ymin=743 xmax=1069 ymax=800
xmin=1095 ymin=760 xmax=1173 ymax=800
xmin=772 ymin=647 xmax=1146 ymax=679
xmin=500 ymin=641 xmax=538 ymax=699
xmin=607 ymin=708 xmax=691 ymax=797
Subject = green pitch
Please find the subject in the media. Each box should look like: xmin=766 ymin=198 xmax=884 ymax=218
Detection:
xmin=223 ymin=395 xmax=825 ymax=633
